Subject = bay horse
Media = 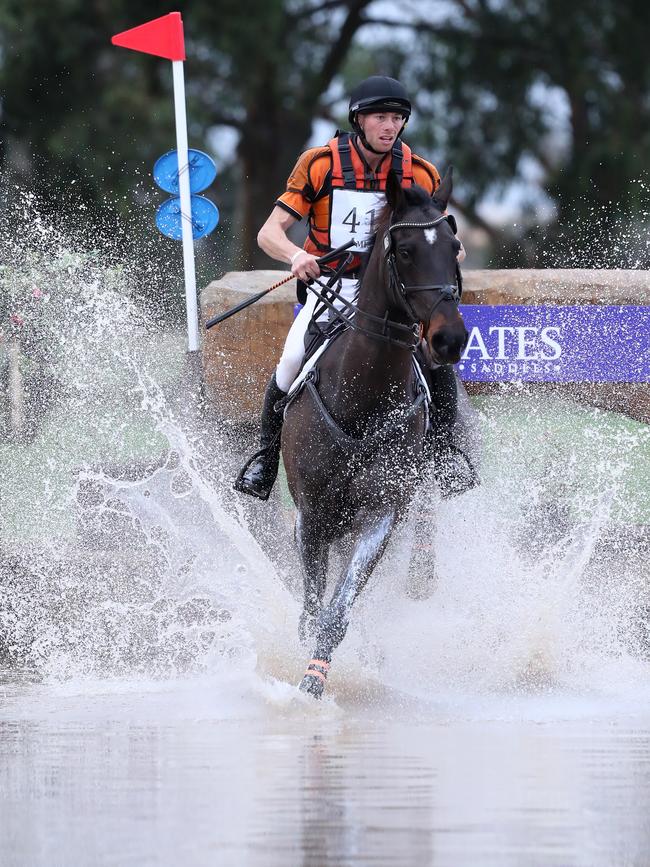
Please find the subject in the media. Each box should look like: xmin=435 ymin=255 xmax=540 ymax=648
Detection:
xmin=281 ymin=167 xmax=468 ymax=698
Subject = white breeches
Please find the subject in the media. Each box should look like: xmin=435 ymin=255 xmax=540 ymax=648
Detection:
xmin=275 ymin=277 xmax=358 ymax=392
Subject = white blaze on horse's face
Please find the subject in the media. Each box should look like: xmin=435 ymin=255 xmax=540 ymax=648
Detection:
xmin=424 ymin=227 xmax=437 ymax=246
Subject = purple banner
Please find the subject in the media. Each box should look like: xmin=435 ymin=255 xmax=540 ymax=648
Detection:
xmin=457 ymin=305 xmax=649 ymax=382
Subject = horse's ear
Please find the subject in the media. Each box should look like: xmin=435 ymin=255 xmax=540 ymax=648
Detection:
xmin=432 ymin=165 xmax=453 ymax=211
xmin=385 ymin=168 xmax=406 ymax=214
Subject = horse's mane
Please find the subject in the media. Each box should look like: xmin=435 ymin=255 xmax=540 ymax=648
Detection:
xmin=358 ymin=183 xmax=439 ymax=282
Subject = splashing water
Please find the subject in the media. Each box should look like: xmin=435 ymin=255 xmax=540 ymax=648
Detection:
xmin=0 ymin=191 xmax=299 ymax=684
xmin=0 ymin=191 xmax=649 ymax=716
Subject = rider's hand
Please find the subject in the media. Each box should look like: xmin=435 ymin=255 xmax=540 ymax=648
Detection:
xmin=457 ymin=241 xmax=466 ymax=263
xmin=290 ymin=249 xmax=321 ymax=282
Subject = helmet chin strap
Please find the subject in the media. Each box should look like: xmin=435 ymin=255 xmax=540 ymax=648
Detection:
xmin=354 ymin=118 xmax=408 ymax=156
xmin=356 ymin=130 xmax=385 ymax=155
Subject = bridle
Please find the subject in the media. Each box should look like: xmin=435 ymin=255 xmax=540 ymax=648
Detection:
xmin=306 ymin=211 xmax=463 ymax=351
xmin=383 ymin=213 xmax=463 ymax=324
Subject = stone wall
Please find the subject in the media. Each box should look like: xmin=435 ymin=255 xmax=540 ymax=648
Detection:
xmin=201 ymin=269 xmax=649 ymax=424
xmin=460 ymin=269 xmax=648 ymax=305
xmin=202 ymin=271 xmax=297 ymax=423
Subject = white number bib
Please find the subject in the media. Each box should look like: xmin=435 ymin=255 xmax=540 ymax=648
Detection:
xmin=330 ymin=188 xmax=386 ymax=253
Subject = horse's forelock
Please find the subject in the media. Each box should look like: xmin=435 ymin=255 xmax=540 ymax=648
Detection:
xmin=376 ymin=185 xmax=438 ymax=234
xmin=361 ymin=184 xmax=441 ymax=278
xmin=403 ymin=184 xmax=437 ymax=212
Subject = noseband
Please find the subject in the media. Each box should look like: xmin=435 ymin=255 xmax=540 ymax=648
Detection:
xmin=383 ymin=214 xmax=463 ymax=323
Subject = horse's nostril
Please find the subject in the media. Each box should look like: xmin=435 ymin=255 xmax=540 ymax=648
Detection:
xmin=431 ymin=327 xmax=467 ymax=362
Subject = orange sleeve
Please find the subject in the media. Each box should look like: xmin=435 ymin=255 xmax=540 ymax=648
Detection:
xmin=412 ymin=155 xmax=441 ymax=194
xmin=276 ymin=147 xmax=330 ymax=220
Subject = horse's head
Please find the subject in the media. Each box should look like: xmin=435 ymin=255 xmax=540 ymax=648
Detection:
xmin=381 ymin=168 xmax=468 ymax=364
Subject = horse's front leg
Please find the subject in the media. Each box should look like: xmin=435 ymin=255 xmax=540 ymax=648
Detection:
xmin=295 ymin=511 xmax=328 ymax=645
xmin=299 ymin=509 xmax=397 ymax=698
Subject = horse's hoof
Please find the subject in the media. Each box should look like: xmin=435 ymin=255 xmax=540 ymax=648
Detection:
xmin=299 ymin=674 xmax=325 ymax=699
xmin=298 ymin=658 xmax=330 ymax=699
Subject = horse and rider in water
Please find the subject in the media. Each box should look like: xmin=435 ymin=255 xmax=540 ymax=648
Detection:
xmin=233 ymin=76 xmax=479 ymax=698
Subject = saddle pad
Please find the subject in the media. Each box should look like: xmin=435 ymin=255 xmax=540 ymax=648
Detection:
xmin=286 ymin=339 xmax=331 ymax=398
xmin=413 ymin=357 xmax=432 ymax=404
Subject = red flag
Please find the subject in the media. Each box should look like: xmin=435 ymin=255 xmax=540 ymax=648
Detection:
xmin=111 ymin=12 xmax=185 ymax=62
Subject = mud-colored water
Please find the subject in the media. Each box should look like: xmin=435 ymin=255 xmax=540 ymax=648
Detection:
xmin=1 ymin=198 xmax=649 ymax=865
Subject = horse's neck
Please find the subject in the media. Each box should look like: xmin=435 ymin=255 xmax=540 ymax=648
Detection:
xmin=319 ymin=271 xmax=415 ymax=424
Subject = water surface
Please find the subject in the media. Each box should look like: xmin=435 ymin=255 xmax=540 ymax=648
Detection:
xmin=2 ymin=672 xmax=650 ymax=867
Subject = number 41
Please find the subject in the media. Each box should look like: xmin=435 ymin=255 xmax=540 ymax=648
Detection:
xmin=342 ymin=207 xmax=376 ymax=234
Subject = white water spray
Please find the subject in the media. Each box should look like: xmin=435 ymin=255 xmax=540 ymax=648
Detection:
xmin=0 ymin=191 xmax=648 ymax=716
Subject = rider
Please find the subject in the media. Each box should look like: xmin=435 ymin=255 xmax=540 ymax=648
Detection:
xmin=235 ymin=75 xmax=477 ymax=501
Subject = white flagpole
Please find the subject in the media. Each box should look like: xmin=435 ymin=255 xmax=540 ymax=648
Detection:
xmin=171 ymin=59 xmax=200 ymax=352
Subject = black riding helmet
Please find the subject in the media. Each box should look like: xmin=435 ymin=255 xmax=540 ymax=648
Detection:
xmin=348 ymin=76 xmax=411 ymax=154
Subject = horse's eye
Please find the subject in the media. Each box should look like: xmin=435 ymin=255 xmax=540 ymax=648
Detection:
xmin=398 ymin=247 xmax=411 ymax=261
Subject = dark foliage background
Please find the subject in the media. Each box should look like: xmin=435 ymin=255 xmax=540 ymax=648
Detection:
xmin=2 ymin=0 xmax=649 ymax=317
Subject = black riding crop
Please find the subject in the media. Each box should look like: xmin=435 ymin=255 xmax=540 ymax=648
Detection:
xmin=204 ymin=240 xmax=355 ymax=330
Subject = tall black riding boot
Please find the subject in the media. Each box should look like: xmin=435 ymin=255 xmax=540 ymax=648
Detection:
xmin=425 ymin=364 xmax=480 ymax=499
xmin=234 ymin=373 xmax=287 ymax=501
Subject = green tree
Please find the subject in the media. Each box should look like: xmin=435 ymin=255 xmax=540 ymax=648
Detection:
xmin=185 ymin=0 xmax=376 ymax=266
xmin=0 ymin=0 xmax=375 ymax=267
xmin=2 ymin=0 xmax=649 ymax=271
xmin=0 ymin=0 xmax=179 ymax=215
xmin=397 ymin=0 xmax=650 ymax=265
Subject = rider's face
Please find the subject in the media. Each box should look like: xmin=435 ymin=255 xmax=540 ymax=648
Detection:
xmin=357 ymin=112 xmax=405 ymax=152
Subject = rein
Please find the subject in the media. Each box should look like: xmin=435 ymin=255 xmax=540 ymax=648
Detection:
xmin=307 ymin=271 xmax=419 ymax=350
xmin=287 ymin=209 xmax=461 ymax=446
